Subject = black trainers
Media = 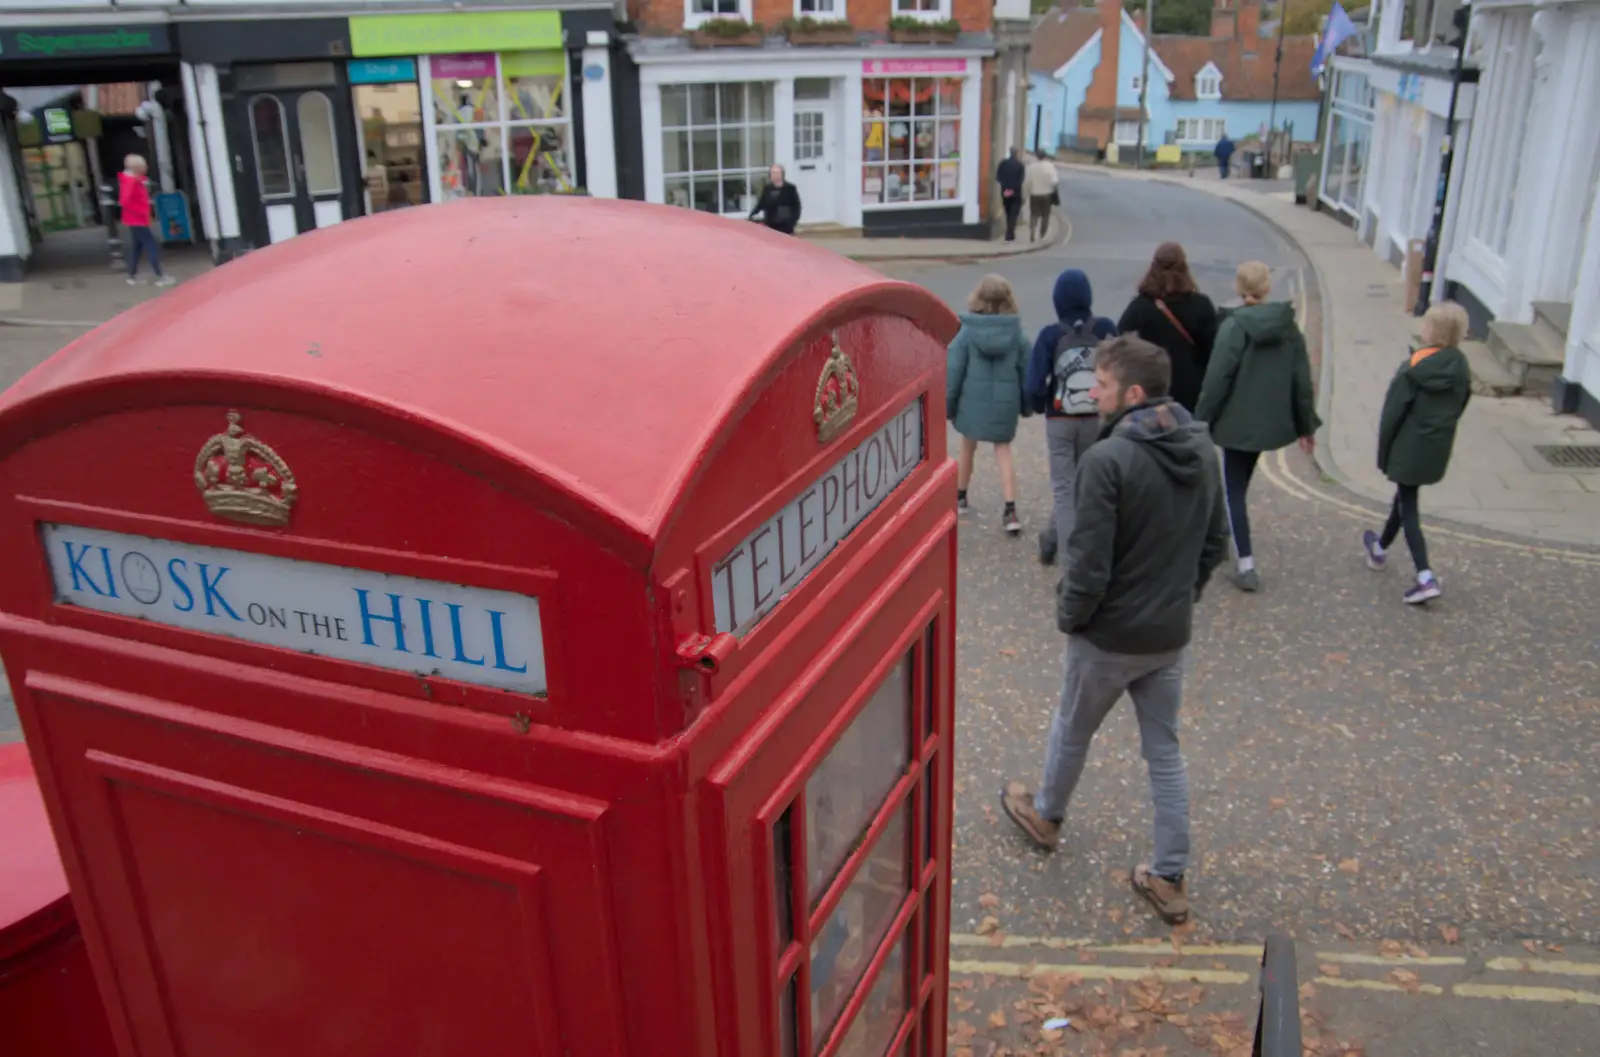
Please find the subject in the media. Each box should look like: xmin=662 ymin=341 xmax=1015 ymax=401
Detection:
xmin=1003 ymin=506 xmax=1021 ymax=535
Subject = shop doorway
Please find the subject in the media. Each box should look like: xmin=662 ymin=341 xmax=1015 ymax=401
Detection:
xmin=353 ymin=81 xmax=427 ymax=213
xmin=792 ymin=79 xmax=838 ymax=226
xmin=229 ymin=63 xmax=363 ymax=246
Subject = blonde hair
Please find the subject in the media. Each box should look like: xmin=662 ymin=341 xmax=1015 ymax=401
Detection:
xmin=123 ymin=154 xmax=147 ymax=173
xmin=1420 ymin=301 xmax=1469 ymax=348
xmin=967 ymin=273 xmax=1019 ymax=315
xmin=1235 ymin=261 xmax=1271 ymax=301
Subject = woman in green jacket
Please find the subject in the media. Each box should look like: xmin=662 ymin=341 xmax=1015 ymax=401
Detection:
xmin=948 ymin=274 xmax=1031 ymax=534
xmin=1362 ymin=302 xmax=1472 ymax=604
xmin=1194 ymin=261 xmax=1321 ymax=592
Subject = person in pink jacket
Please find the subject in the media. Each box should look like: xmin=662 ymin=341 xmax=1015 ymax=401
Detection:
xmin=119 ymin=154 xmax=174 ymax=286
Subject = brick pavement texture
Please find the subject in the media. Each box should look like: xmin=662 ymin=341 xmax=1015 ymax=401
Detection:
xmin=1067 ymin=164 xmax=1600 ymax=549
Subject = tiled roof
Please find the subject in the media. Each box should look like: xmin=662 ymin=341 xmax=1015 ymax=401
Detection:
xmin=1029 ymin=4 xmax=1101 ymax=75
xmin=1154 ymin=32 xmax=1321 ymax=101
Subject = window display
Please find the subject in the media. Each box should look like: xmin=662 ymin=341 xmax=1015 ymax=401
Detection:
xmin=426 ymin=50 xmax=573 ymax=199
xmin=861 ymin=77 xmax=962 ymax=206
xmin=660 ymin=82 xmax=776 ymax=215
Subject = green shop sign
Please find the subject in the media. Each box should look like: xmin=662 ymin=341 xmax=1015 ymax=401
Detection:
xmin=349 ymin=11 xmax=562 ymax=58
xmin=0 ymin=24 xmax=172 ymax=60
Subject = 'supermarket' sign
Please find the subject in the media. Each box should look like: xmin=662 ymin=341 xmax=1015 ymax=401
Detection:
xmin=0 ymin=25 xmax=171 ymax=60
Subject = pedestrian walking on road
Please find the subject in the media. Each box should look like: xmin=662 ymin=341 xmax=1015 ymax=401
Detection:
xmin=1363 ymin=302 xmax=1472 ymax=604
xmin=1024 ymin=152 xmax=1059 ymax=242
xmin=1214 ymin=133 xmax=1235 ymax=180
xmin=1117 ymin=243 xmax=1218 ymax=412
xmin=949 ymin=274 xmax=1032 ymax=534
xmin=1194 ymin=261 xmax=1320 ymax=593
xmin=118 ymin=154 xmax=174 ymax=287
xmin=1024 ymin=268 xmax=1117 ymax=565
xmin=996 ymin=147 xmax=1026 ymax=242
xmin=1000 ymin=336 xmax=1230 ymax=926
xmin=748 ymin=164 xmax=802 ymax=234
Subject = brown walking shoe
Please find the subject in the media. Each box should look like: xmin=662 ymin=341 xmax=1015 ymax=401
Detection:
xmin=999 ymin=782 xmax=1060 ymax=850
xmin=1131 ymin=863 xmax=1190 ymax=925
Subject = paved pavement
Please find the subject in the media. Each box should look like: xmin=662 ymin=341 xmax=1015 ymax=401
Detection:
xmin=873 ymin=172 xmax=1600 ymax=1053
xmin=1066 ymin=163 xmax=1600 ymax=548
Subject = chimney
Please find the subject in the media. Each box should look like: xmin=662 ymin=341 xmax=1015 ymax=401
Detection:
xmin=1078 ymin=0 xmax=1123 ymax=148
xmin=1210 ymin=0 xmax=1236 ymax=38
xmin=1237 ymin=0 xmax=1260 ymax=39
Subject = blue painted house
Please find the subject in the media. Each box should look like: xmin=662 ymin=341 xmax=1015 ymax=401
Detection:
xmin=1027 ymin=0 xmax=1323 ymax=156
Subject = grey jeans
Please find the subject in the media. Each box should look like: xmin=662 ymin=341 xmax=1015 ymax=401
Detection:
xmin=1034 ymin=635 xmax=1190 ymax=877
xmin=1042 ymin=415 xmax=1102 ymax=552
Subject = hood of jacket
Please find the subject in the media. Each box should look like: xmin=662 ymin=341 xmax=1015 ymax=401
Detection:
xmin=957 ymin=312 xmax=1024 ymax=359
xmin=1228 ymin=301 xmax=1298 ymax=347
xmin=1052 ymin=269 xmax=1094 ymax=324
xmin=1101 ymin=399 xmax=1210 ymax=486
xmin=1406 ymin=345 xmax=1468 ymax=392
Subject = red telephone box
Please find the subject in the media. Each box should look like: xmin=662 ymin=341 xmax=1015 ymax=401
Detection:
xmin=0 ymin=197 xmax=961 ymax=1057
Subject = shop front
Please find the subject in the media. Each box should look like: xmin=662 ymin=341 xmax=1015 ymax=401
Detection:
xmin=347 ymin=11 xmax=580 ymax=202
xmin=633 ymin=45 xmax=988 ymax=238
xmin=179 ymin=6 xmax=629 ymax=257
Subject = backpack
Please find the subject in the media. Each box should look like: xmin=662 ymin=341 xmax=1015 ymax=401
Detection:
xmin=1052 ymin=319 xmax=1101 ymax=415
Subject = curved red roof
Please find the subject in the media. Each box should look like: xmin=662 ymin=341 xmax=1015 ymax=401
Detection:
xmin=0 ymin=198 xmax=953 ymax=553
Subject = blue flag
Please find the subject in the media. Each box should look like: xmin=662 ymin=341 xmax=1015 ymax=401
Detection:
xmin=1312 ymin=2 xmax=1360 ymax=74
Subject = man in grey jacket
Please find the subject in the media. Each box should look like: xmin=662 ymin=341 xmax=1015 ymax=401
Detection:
xmin=1000 ymin=335 xmax=1229 ymax=925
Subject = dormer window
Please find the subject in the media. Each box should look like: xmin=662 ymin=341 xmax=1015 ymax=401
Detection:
xmin=1196 ymin=63 xmax=1222 ymax=99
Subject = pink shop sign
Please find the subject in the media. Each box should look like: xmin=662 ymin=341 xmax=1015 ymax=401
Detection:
xmin=432 ymin=53 xmax=496 ymax=80
xmin=861 ymin=58 xmax=968 ymax=75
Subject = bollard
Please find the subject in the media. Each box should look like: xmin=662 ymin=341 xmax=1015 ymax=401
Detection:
xmin=1252 ymin=934 xmax=1302 ymax=1056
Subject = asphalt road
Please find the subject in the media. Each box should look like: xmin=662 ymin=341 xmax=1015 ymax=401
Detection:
xmin=875 ymin=172 xmax=1600 ymax=1054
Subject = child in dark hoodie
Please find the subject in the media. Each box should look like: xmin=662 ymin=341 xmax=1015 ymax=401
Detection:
xmin=1195 ymin=262 xmax=1320 ymax=593
xmin=1363 ymin=302 xmax=1472 ymax=604
xmin=1024 ymin=268 xmax=1118 ymax=565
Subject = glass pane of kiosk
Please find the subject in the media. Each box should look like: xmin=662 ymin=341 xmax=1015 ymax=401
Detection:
xmin=832 ymin=934 xmax=908 ymax=1057
xmin=809 ymin=806 xmax=907 ymax=1042
xmin=805 ymin=658 xmax=911 ymax=900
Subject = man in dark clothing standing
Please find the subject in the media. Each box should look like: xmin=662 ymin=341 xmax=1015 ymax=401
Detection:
xmin=749 ymin=164 xmax=802 ymax=234
xmin=1000 ymin=336 xmax=1230 ymax=926
xmin=996 ymin=147 xmax=1026 ymax=242
xmin=1215 ymin=134 xmax=1235 ymax=179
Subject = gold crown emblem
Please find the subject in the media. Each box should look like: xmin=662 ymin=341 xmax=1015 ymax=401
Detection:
xmin=813 ymin=334 xmax=860 ymax=444
xmin=194 ymin=411 xmax=298 ymax=527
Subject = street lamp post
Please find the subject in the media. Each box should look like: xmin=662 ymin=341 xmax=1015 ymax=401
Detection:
xmin=1267 ymin=0 xmax=1288 ymax=171
xmin=1415 ymin=5 xmax=1473 ymax=314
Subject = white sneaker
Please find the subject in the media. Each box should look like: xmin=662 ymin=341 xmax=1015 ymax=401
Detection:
xmin=154 ymin=276 xmax=177 ymax=287
xmin=126 ymin=277 xmax=140 ymax=285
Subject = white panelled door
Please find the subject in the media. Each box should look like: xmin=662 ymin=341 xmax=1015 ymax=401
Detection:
xmin=791 ymin=102 xmax=836 ymax=225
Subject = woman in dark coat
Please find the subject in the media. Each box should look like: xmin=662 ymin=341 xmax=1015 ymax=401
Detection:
xmin=749 ymin=164 xmax=802 ymax=234
xmin=1363 ymin=301 xmax=1473 ymax=605
xmin=1117 ymin=242 xmax=1219 ymax=412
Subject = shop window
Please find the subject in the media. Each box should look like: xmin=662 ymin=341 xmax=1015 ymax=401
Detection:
xmin=427 ymin=51 xmax=573 ymax=199
xmin=660 ymin=82 xmax=776 ymax=216
xmin=861 ymin=78 xmax=962 ymax=207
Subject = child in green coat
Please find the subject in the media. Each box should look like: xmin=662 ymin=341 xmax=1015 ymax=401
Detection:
xmin=948 ymin=274 xmax=1031 ymax=534
xmin=1362 ymin=302 xmax=1472 ymax=604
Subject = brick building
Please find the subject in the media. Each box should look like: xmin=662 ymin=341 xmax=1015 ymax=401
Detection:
xmin=623 ymin=0 xmax=1028 ymax=237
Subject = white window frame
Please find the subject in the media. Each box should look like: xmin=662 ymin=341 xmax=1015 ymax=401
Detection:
xmin=1113 ymin=119 xmax=1141 ymax=146
xmin=794 ymin=0 xmax=848 ymax=20
xmin=1195 ymin=63 xmax=1222 ymax=100
xmin=658 ymin=81 xmax=778 ymax=217
xmin=684 ymin=0 xmax=751 ymax=30
xmin=892 ymin=0 xmax=954 ymax=22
